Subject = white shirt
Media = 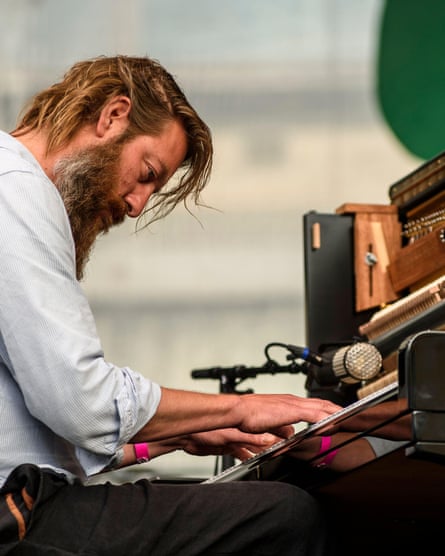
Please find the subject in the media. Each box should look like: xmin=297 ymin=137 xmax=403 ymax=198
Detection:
xmin=0 ymin=131 xmax=161 ymax=487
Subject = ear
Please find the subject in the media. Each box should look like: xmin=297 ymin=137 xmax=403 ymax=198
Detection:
xmin=96 ymin=96 xmax=132 ymax=139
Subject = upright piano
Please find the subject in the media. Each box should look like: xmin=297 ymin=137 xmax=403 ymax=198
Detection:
xmin=204 ymin=152 xmax=445 ymax=554
xmin=303 ymin=149 xmax=445 ymax=406
xmin=300 ymin=151 xmax=445 ymax=553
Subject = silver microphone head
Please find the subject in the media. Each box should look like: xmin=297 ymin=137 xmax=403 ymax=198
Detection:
xmin=332 ymin=342 xmax=382 ymax=383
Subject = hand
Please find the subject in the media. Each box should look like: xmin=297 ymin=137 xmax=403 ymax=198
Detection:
xmin=234 ymin=393 xmax=341 ymax=437
xmin=180 ymin=427 xmax=294 ymax=461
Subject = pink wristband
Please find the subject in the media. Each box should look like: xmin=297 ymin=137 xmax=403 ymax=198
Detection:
xmin=315 ymin=436 xmax=338 ymax=468
xmin=134 ymin=443 xmax=150 ymax=464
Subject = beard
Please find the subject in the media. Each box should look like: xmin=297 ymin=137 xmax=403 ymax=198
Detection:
xmin=53 ymin=139 xmax=129 ymax=281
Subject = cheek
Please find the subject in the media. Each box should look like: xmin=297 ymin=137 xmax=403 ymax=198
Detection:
xmin=116 ymin=144 xmax=140 ymax=188
xmin=116 ymin=166 xmax=136 ymax=195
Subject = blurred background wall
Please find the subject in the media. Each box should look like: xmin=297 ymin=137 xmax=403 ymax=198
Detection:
xmin=0 ymin=0 xmax=419 ymax=477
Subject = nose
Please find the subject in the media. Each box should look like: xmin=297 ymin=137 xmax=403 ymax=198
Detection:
xmin=124 ymin=187 xmax=154 ymax=218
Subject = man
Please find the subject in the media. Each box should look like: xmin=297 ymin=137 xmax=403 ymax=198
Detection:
xmin=0 ymin=55 xmax=340 ymax=555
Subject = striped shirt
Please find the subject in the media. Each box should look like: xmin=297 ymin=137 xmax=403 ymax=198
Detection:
xmin=0 ymin=131 xmax=161 ymax=487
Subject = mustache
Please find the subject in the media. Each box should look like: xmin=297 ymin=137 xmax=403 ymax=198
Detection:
xmin=109 ymin=196 xmax=129 ymax=224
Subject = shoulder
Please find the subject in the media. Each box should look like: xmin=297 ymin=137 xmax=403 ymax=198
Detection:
xmin=0 ymin=131 xmax=73 ymax=257
xmin=0 ymin=131 xmax=39 ymax=175
xmin=0 ymin=131 xmax=65 ymax=212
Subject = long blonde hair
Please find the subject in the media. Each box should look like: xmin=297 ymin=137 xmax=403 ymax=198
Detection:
xmin=13 ymin=55 xmax=213 ymax=226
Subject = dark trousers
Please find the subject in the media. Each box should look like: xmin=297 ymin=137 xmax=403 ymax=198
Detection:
xmin=0 ymin=464 xmax=332 ymax=555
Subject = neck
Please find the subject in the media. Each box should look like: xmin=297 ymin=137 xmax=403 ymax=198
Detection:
xmin=12 ymin=130 xmax=57 ymax=181
xmin=12 ymin=125 xmax=97 ymax=182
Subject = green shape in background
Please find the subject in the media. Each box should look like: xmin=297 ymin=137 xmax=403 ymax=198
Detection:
xmin=377 ymin=0 xmax=445 ymax=160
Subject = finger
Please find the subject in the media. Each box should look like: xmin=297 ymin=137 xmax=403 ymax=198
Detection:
xmin=268 ymin=425 xmax=295 ymax=439
xmin=230 ymin=447 xmax=255 ymax=461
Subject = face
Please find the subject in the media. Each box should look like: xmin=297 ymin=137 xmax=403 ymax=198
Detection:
xmin=54 ymin=119 xmax=188 ymax=280
xmin=118 ymin=118 xmax=188 ymax=218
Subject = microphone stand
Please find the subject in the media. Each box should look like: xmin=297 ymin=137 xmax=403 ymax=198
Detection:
xmin=191 ymin=356 xmax=310 ymax=473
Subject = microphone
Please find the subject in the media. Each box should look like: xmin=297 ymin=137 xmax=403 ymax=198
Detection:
xmin=309 ymin=342 xmax=383 ymax=385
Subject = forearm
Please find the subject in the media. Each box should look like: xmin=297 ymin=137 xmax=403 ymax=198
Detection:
xmin=119 ymin=428 xmax=294 ymax=468
xmin=117 ymin=439 xmax=185 ymax=468
xmin=130 ymin=387 xmax=242 ymax=442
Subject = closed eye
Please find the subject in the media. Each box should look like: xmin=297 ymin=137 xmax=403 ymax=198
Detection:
xmin=142 ymin=169 xmax=155 ymax=184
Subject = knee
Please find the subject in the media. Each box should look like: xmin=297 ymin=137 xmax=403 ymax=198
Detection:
xmin=270 ymin=483 xmax=331 ymax=553
xmin=270 ymin=482 xmax=323 ymax=526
